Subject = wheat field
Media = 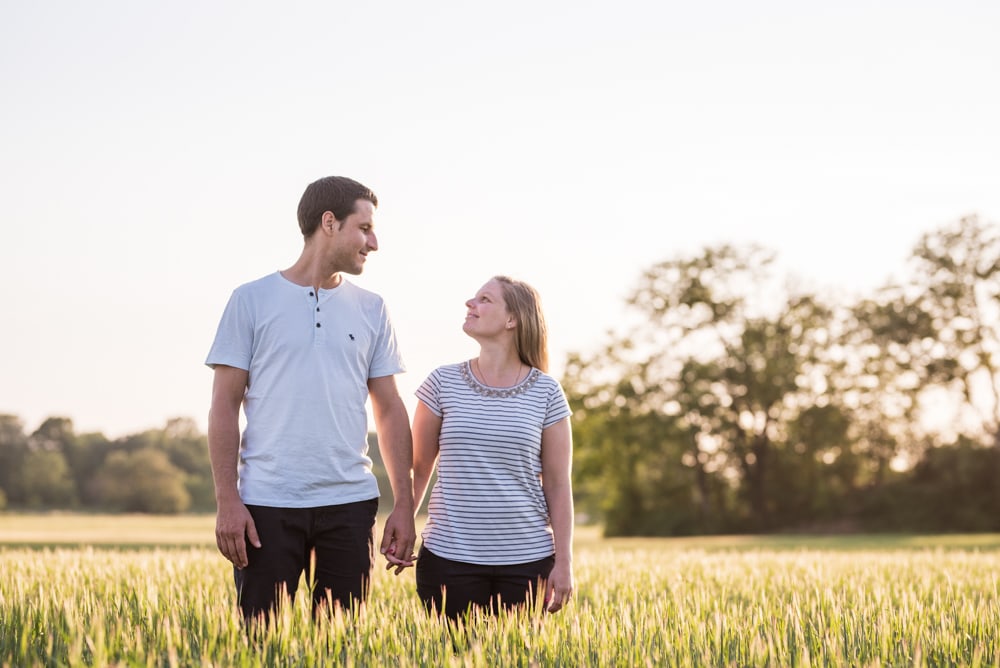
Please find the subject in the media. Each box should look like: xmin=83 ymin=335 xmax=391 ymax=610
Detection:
xmin=1 ymin=515 xmax=998 ymax=667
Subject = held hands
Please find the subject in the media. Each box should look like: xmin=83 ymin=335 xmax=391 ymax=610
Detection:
xmin=214 ymin=498 xmax=260 ymax=569
xmin=380 ymin=507 xmax=417 ymax=575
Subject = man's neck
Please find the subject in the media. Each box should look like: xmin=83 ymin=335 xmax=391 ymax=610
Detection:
xmin=281 ymin=248 xmax=343 ymax=291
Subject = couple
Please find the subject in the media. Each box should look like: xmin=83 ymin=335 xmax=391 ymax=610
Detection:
xmin=205 ymin=176 xmax=574 ymax=624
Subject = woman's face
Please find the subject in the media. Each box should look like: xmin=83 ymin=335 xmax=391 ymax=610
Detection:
xmin=463 ymin=280 xmax=513 ymax=338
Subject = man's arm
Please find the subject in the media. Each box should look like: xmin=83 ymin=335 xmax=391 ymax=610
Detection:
xmin=367 ymin=374 xmax=416 ymax=574
xmin=208 ymin=364 xmax=259 ymax=569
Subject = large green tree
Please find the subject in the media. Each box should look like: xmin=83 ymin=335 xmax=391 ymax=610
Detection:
xmin=564 ymin=349 xmax=701 ymax=535
xmin=906 ymin=215 xmax=1000 ymax=445
xmin=566 ymin=245 xmax=849 ymax=533
xmin=116 ymin=418 xmax=214 ymax=510
xmin=14 ymin=450 xmax=77 ymax=508
xmin=89 ymin=448 xmax=191 ymax=513
xmin=1 ymin=417 xmax=79 ymax=508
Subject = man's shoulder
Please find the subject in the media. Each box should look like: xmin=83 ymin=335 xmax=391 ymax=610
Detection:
xmin=341 ymin=279 xmax=385 ymax=301
xmin=339 ymin=280 xmax=393 ymax=317
xmin=232 ymin=271 xmax=283 ymax=295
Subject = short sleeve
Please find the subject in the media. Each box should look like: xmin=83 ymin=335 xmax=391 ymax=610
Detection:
xmin=542 ymin=378 xmax=572 ymax=428
xmin=415 ymin=368 xmax=444 ymax=417
xmin=368 ymin=298 xmax=406 ymax=378
xmin=205 ymin=290 xmax=253 ymax=371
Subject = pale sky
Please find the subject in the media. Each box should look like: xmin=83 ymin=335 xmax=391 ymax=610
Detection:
xmin=2 ymin=0 xmax=998 ymax=438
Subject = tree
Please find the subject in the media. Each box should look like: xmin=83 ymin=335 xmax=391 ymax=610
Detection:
xmin=1 ymin=416 xmax=78 ymax=508
xmin=565 ymin=245 xmax=847 ymax=533
xmin=564 ymin=349 xmax=704 ymax=535
xmin=836 ymin=290 xmax=933 ymax=481
xmin=13 ymin=449 xmax=77 ymax=508
xmin=89 ymin=448 xmax=191 ymax=513
xmin=0 ymin=414 xmax=29 ymax=503
xmin=866 ymin=437 xmax=1000 ymax=531
xmin=63 ymin=431 xmax=115 ymax=507
xmin=905 ymin=215 xmax=1000 ymax=445
xmin=29 ymin=417 xmax=76 ymax=453
xmin=115 ymin=418 xmax=214 ymax=510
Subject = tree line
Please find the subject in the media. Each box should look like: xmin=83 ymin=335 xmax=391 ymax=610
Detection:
xmin=564 ymin=215 xmax=1000 ymax=535
xmin=0 ymin=416 xmax=213 ymax=513
xmin=0 ymin=416 xmax=396 ymax=515
xmin=3 ymin=216 xmax=999 ymax=534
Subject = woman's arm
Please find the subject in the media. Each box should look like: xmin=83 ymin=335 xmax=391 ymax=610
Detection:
xmin=412 ymin=400 xmax=443 ymax=516
xmin=540 ymin=416 xmax=574 ymax=612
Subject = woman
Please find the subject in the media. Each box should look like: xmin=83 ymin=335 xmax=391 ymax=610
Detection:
xmin=411 ymin=275 xmax=575 ymax=619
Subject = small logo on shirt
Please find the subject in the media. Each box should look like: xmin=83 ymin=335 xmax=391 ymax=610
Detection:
xmin=348 ymin=334 xmax=355 ymax=341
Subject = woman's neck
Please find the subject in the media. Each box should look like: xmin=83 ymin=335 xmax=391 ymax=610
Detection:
xmin=474 ymin=346 xmax=525 ymax=387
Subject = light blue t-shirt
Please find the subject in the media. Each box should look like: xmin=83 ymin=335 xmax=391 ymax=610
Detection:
xmin=206 ymin=272 xmax=405 ymax=507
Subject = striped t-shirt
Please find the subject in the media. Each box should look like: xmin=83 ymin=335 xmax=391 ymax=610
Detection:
xmin=415 ymin=360 xmax=572 ymax=565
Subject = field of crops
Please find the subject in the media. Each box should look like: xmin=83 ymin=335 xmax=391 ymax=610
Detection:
xmin=1 ymin=514 xmax=998 ymax=666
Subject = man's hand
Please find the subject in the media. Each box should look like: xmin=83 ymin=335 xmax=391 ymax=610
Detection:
xmin=380 ymin=507 xmax=417 ymax=575
xmin=215 ymin=497 xmax=260 ymax=569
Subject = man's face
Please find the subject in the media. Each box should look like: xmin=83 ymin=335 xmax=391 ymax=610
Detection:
xmin=331 ymin=199 xmax=378 ymax=275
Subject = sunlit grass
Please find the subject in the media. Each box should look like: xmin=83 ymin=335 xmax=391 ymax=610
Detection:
xmin=0 ymin=512 xmax=217 ymax=547
xmin=2 ymin=515 xmax=999 ymax=666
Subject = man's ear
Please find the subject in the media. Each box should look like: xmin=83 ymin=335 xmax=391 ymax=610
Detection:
xmin=322 ymin=211 xmax=338 ymax=233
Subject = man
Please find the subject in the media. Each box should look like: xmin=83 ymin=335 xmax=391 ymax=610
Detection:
xmin=205 ymin=176 xmax=415 ymax=623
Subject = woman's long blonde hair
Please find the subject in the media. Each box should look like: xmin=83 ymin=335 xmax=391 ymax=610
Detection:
xmin=494 ymin=275 xmax=549 ymax=372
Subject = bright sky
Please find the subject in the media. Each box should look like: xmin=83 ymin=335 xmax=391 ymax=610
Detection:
xmin=1 ymin=1 xmax=998 ymax=438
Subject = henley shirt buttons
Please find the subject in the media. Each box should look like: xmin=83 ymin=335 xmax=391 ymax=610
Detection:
xmin=316 ymin=323 xmax=321 ymax=328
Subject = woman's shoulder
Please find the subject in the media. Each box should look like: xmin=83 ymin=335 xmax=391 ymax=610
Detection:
xmin=532 ymin=369 xmax=565 ymax=389
xmin=425 ymin=360 xmax=470 ymax=381
xmin=440 ymin=360 xmax=469 ymax=372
